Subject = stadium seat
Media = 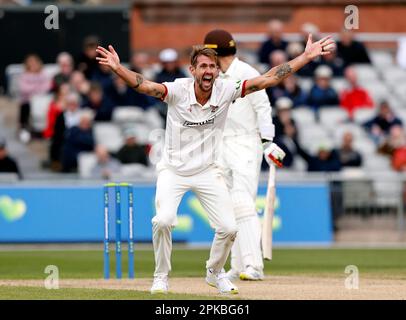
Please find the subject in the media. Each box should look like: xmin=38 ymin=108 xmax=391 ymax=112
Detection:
xmin=30 ymin=93 xmax=53 ymax=132
xmin=120 ymin=163 xmax=149 ymax=177
xmin=364 ymin=155 xmax=391 ymax=171
xmin=112 ymin=106 xmax=145 ymax=124
xmin=361 ymin=81 xmax=390 ymax=102
xmin=331 ymin=78 xmax=349 ymax=94
xmin=386 ymin=95 xmax=405 ymax=111
xmin=296 ymin=77 xmax=313 ymax=92
xmin=333 ymin=123 xmax=368 ymax=140
xmin=78 ymin=152 xmax=97 ymax=179
xmin=238 ymin=50 xmax=257 ymax=66
xmin=395 ymin=109 xmax=406 ymax=124
xmin=353 ymin=108 xmax=377 ymax=124
xmin=319 ymin=107 xmax=349 ymax=129
xmin=144 ymin=108 xmax=164 ymax=129
xmin=93 ymin=123 xmax=123 ymax=152
xmin=381 ymin=66 xmax=406 ymax=87
xmin=5 ymin=64 xmax=24 ymax=98
xmin=0 ymin=173 xmax=19 ymax=183
xmin=370 ymin=51 xmax=394 ymax=69
xmin=291 ymin=157 xmax=307 ymax=172
xmin=353 ymin=64 xmax=380 ymax=82
xmin=43 ymin=64 xmax=60 ymax=79
xmin=291 ymin=107 xmax=315 ymax=128
xmin=253 ymin=63 xmax=269 ymax=75
xmin=299 ymin=124 xmax=330 ymax=151
xmin=353 ymin=137 xmax=377 ymax=156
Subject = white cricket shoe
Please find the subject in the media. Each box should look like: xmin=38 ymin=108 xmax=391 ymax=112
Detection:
xmin=150 ymin=275 xmax=168 ymax=294
xmin=206 ymin=268 xmax=239 ymax=294
xmin=226 ymin=268 xmax=240 ymax=282
xmin=239 ymin=266 xmax=264 ymax=281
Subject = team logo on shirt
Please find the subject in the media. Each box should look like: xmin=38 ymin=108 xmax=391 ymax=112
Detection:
xmin=183 ymin=119 xmax=214 ymax=127
xmin=210 ymin=105 xmax=219 ymax=113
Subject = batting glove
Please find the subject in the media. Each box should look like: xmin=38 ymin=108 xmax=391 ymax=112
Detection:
xmin=263 ymin=141 xmax=286 ymax=168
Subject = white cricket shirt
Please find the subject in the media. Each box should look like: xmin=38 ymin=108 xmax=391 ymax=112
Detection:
xmin=158 ymin=78 xmax=246 ymax=176
xmin=220 ymin=57 xmax=274 ymax=140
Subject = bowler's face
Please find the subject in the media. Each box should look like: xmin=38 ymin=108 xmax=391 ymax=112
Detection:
xmin=190 ymin=55 xmax=218 ymax=92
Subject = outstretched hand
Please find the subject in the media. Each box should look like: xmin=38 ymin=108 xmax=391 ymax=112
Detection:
xmin=96 ymin=45 xmax=121 ymax=72
xmin=304 ymin=34 xmax=335 ymax=61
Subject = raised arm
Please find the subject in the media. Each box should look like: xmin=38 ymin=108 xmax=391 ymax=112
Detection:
xmin=96 ymin=45 xmax=166 ymax=100
xmin=243 ymin=34 xmax=334 ymax=96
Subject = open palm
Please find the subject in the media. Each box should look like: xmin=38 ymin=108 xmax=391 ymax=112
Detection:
xmin=96 ymin=45 xmax=121 ymax=72
xmin=304 ymin=34 xmax=334 ymax=60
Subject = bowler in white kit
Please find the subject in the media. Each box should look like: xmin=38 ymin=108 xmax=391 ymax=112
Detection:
xmin=204 ymin=29 xmax=275 ymax=281
xmin=96 ymin=34 xmax=334 ymax=294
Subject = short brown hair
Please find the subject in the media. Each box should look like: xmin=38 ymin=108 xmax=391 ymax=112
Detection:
xmin=190 ymin=45 xmax=218 ymax=67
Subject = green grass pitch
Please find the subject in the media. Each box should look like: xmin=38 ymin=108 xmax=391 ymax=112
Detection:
xmin=0 ymin=248 xmax=405 ymax=299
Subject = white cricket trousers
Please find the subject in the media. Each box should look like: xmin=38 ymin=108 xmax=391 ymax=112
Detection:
xmin=152 ymin=164 xmax=237 ymax=277
xmin=220 ymin=134 xmax=264 ymax=272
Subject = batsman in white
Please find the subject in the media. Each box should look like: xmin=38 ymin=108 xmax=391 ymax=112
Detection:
xmin=95 ymin=33 xmax=334 ymax=294
xmin=203 ymin=29 xmax=276 ymax=281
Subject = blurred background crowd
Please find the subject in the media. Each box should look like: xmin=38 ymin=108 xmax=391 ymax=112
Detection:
xmin=1 ymin=1 xmax=406 ymax=183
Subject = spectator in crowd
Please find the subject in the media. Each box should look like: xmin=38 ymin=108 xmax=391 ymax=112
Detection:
xmin=76 ymin=35 xmax=100 ymax=79
xmin=0 ymin=138 xmax=22 ymax=179
xmin=307 ymin=65 xmax=339 ymax=115
xmin=62 ymin=110 xmax=95 ymax=173
xmin=340 ymin=66 xmax=374 ymax=119
xmin=130 ymin=51 xmax=152 ymax=78
xmin=273 ymin=97 xmax=297 ymax=140
xmin=295 ymin=140 xmax=342 ymax=172
xmin=116 ymin=128 xmax=149 ymax=166
xmin=109 ymin=74 xmax=155 ymax=109
xmin=70 ymin=70 xmax=90 ymax=101
xmin=154 ymin=48 xmax=187 ymax=83
xmin=152 ymin=48 xmax=187 ymax=123
xmin=43 ymin=83 xmax=70 ymax=139
xmin=265 ymin=50 xmax=287 ymax=104
xmin=257 ymin=19 xmax=288 ymax=64
xmin=91 ymin=63 xmax=114 ymax=93
xmin=363 ymin=101 xmax=403 ymax=146
xmin=388 ymin=126 xmax=406 ymax=171
xmin=82 ymin=82 xmax=115 ymax=121
xmin=18 ymin=53 xmax=51 ymax=142
xmin=52 ymin=52 xmax=74 ymax=91
xmin=90 ymin=144 xmax=121 ymax=180
xmin=378 ymin=124 xmax=406 ymax=156
xmin=338 ymin=132 xmax=363 ymax=167
xmin=49 ymin=91 xmax=82 ymax=172
xmin=319 ymin=49 xmax=345 ymax=77
xmin=282 ymin=75 xmax=308 ymax=107
xmin=270 ymin=97 xmax=299 ymax=168
xmin=337 ymin=29 xmax=371 ymax=67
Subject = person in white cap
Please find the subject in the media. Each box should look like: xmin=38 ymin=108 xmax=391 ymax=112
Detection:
xmin=308 ymin=65 xmax=339 ymax=115
xmin=203 ymin=29 xmax=274 ymax=282
xmin=96 ymin=32 xmax=334 ymax=295
xmin=154 ymin=48 xmax=187 ymax=84
xmin=154 ymin=49 xmax=187 ymax=124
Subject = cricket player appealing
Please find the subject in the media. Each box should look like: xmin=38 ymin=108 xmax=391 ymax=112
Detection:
xmin=96 ymin=33 xmax=333 ymax=294
xmin=204 ymin=29 xmax=274 ymax=281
